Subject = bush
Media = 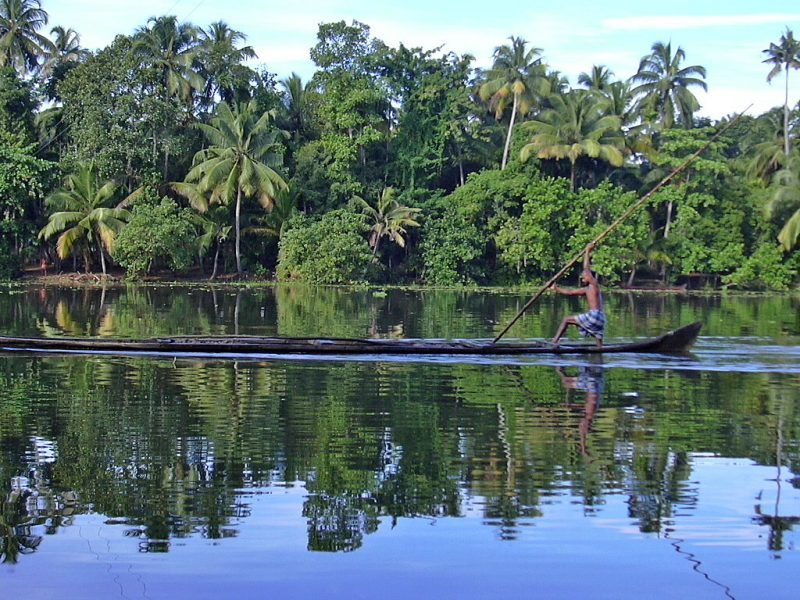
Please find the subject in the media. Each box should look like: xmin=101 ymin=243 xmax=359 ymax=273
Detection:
xmin=723 ymin=243 xmax=796 ymax=290
xmin=0 ymin=238 xmax=19 ymax=279
xmin=277 ymin=209 xmax=373 ymax=284
xmin=113 ymin=198 xmax=196 ymax=277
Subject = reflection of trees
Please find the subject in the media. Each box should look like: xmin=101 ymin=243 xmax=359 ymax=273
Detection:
xmin=1 ymin=334 xmax=799 ymax=556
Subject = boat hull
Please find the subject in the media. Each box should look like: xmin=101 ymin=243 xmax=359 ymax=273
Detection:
xmin=0 ymin=322 xmax=702 ymax=357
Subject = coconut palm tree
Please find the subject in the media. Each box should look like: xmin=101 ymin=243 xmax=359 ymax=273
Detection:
xmin=520 ymin=90 xmax=625 ymax=191
xmin=197 ymin=20 xmax=256 ymax=107
xmin=39 ymin=164 xmax=130 ymax=275
xmin=767 ymin=157 xmax=800 ymax=250
xmin=479 ymin=36 xmax=550 ymax=169
xmin=578 ymin=65 xmax=614 ymax=91
xmin=280 ymin=72 xmax=313 ymax=145
xmin=40 ymin=25 xmax=87 ymax=77
xmin=133 ymin=15 xmax=204 ymax=104
xmin=745 ymin=111 xmax=790 ymax=183
xmin=629 ymin=41 xmax=707 ymax=130
xmin=181 ymin=101 xmax=288 ymax=274
xmin=763 ymin=28 xmax=800 ymax=158
xmin=0 ymin=0 xmax=51 ymax=75
xmin=350 ymin=187 xmax=421 ymax=257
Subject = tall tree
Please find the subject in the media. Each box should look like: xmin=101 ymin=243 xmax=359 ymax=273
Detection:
xmin=180 ymin=101 xmax=288 ymax=274
xmin=578 ymin=65 xmax=614 ymax=91
xmin=0 ymin=0 xmax=51 ymax=75
xmin=40 ymin=25 xmax=87 ymax=76
xmin=133 ymin=15 xmax=204 ymax=104
xmin=39 ymin=163 xmax=130 ymax=275
xmin=629 ymin=41 xmax=707 ymax=129
xmin=479 ymin=36 xmax=549 ymax=170
xmin=520 ymin=90 xmax=624 ymax=191
xmin=197 ymin=20 xmax=256 ymax=107
xmin=762 ymin=28 xmax=800 ymax=158
xmin=280 ymin=72 xmax=311 ymax=145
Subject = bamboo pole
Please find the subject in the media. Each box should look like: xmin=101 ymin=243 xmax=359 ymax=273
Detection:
xmin=492 ymin=107 xmax=752 ymax=344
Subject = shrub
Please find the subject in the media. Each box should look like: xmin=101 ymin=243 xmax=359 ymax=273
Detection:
xmin=277 ymin=209 xmax=373 ymax=284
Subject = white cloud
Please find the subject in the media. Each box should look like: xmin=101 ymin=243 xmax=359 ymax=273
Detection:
xmin=603 ymin=13 xmax=800 ymax=31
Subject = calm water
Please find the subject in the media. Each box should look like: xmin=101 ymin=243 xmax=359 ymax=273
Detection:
xmin=1 ymin=284 xmax=799 ymax=599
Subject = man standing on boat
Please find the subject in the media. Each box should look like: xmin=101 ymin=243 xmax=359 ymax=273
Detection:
xmin=550 ymin=243 xmax=605 ymax=348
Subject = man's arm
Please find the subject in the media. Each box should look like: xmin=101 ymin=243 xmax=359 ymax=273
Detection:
xmin=552 ymin=284 xmax=586 ymax=296
xmin=583 ymin=242 xmax=595 ymax=271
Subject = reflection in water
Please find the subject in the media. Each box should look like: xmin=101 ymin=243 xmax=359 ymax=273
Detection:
xmin=0 ymin=286 xmax=799 ymax=597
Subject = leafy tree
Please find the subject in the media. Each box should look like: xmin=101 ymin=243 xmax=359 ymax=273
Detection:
xmin=629 ymin=41 xmax=707 ymax=129
xmin=307 ymin=21 xmax=389 ymax=203
xmin=381 ymin=46 xmax=484 ymax=190
xmin=479 ymin=36 xmax=549 ymax=170
xmin=181 ymin=100 xmax=288 ymax=274
xmin=350 ymin=187 xmax=421 ymax=257
xmin=58 ymin=35 xmax=194 ymax=186
xmin=112 ymin=198 xmax=196 ymax=277
xmin=0 ymin=0 xmax=50 ymax=75
xmin=0 ymin=65 xmax=33 ymax=140
xmin=0 ymin=132 xmax=55 ymax=269
xmin=277 ymin=209 xmax=373 ymax=283
xmin=762 ymin=28 xmax=800 ymax=158
xmin=520 ymin=90 xmax=624 ymax=191
xmin=39 ymin=163 xmax=130 ymax=274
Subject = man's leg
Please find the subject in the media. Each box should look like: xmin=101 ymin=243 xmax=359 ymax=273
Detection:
xmin=552 ymin=316 xmax=578 ymax=345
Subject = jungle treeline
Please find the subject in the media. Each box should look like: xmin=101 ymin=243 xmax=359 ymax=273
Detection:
xmin=1 ymin=1 xmax=799 ymax=288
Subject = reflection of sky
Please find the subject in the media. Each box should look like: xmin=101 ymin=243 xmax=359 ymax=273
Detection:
xmin=5 ymin=456 xmax=798 ymax=598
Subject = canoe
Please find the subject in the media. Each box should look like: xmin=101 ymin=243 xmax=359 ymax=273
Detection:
xmin=0 ymin=322 xmax=701 ymax=356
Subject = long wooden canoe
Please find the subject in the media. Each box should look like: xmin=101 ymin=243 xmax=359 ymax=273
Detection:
xmin=0 ymin=322 xmax=701 ymax=356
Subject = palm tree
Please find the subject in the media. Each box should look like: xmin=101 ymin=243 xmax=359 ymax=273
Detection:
xmin=578 ymin=65 xmax=614 ymax=91
xmin=479 ymin=36 xmax=550 ymax=169
xmin=520 ymin=90 xmax=625 ymax=191
xmin=0 ymin=0 xmax=51 ymax=75
xmin=38 ymin=164 xmax=130 ymax=275
xmin=630 ymin=41 xmax=707 ymax=129
xmin=350 ymin=187 xmax=421 ymax=257
xmin=181 ymin=101 xmax=288 ymax=274
xmin=763 ymin=28 xmax=800 ymax=158
xmin=280 ymin=72 xmax=312 ymax=145
xmin=745 ymin=111 xmax=790 ymax=183
xmin=133 ymin=15 xmax=204 ymax=103
xmin=40 ymin=25 xmax=87 ymax=77
xmin=197 ymin=20 xmax=256 ymax=106
xmin=767 ymin=157 xmax=800 ymax=250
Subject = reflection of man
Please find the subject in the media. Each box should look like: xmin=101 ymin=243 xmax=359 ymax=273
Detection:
xmin=557 ymin=365 xmax=604 ymax=456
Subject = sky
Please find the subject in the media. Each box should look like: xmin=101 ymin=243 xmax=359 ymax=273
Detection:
xmin=42 ymin=0 xmax=800 ymax=119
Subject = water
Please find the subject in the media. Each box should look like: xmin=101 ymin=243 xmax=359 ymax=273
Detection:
xmin=1 ymin=284 xmax=798 ymax=599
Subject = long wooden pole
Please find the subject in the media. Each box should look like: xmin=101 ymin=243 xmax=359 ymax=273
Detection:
xmin=492 ymin=107 xmax=752 ymax=344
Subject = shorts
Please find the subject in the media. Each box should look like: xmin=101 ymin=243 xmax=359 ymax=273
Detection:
xmin=576 ymin=309 xmax=605 ymax=340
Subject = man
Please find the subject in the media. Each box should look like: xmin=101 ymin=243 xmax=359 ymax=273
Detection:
xmin=550 ymin=242 xmax=605 ymax=347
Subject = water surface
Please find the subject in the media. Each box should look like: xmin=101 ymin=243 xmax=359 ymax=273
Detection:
xmin=1 ymin=285 xmax=798 ymax=599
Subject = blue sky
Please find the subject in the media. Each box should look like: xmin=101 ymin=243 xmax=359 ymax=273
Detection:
xmin=43 ymin=0 xmax=800 ymax=118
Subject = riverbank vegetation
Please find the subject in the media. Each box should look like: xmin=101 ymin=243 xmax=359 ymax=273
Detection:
xmin=1 ymin=1 xmax=799 ymax=288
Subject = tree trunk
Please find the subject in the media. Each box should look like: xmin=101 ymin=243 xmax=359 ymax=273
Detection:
xmin=501 ymin=93 xmax=519 ymax=170
xmin=663 ymin=200 xmax=674 ymax=239
xmin=210 ymin=240 xmax=220 ymax=281
xmin=785 ymin=69 xmax=791 ymax=159
xmin=627 ymin=265 xmax=637 ymax=287
xmin=235 ymin=187 xmax=242 ymax=274
xmin=570 ymin=160 xmax=577 ymax=192
xmin=99 ymin=245 xmax=107 ymax=276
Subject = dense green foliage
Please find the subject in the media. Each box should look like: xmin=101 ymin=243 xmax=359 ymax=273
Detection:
xmin=277 ymin=209 xmax=373 ymax=284
xmin=1 ymin=5 xmax=798 ymax=288
xmin=112 ymin=198 xmax=196 ymax=277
